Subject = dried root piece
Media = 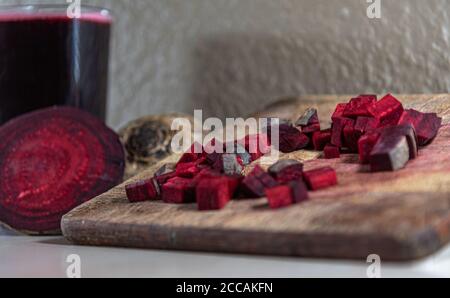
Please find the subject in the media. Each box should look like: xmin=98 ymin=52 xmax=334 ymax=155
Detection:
xmin=119 ymin=113 xmax=195 ymax=179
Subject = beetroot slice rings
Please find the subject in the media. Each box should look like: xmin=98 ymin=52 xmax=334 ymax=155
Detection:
xmin=0 ymin=107 xmax=125 ymax=234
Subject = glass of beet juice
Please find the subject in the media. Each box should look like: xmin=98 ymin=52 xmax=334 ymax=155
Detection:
xmin=0 ymin=5 xmax=112 ymax=124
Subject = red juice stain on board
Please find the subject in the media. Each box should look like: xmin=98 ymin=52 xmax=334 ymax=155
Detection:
xmin=0 ymin=107 xmax=125 ymax=234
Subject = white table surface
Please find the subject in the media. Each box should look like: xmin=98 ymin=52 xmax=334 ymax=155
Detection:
xmin=1 ymin=233 xmax=450 ymax=278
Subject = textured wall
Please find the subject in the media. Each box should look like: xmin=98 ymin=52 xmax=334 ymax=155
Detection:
xmin=1 ymin=0 xmax=449 ymax=129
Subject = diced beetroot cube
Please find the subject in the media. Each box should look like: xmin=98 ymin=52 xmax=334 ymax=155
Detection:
xmin=225 ymin=142 xmax=252 ymax=165
xmin=204 ymin=138 xmax=224 ymax=154
xmin=162 ymin=177 xmax=195 ymax=204
xmin=368 ymin=94 xmax=404 ymax=127
xmin=175 ymin=162 xmax=202 ymax=178
xmin=342 ymin=96 xmax=377 ymax=118
xmin=241 ymin=175 xmax=265 ymax=198
xmin=370 ymin=134 xmax=410 ymax=172
xmin=196 ymin=177 xmax=232 ymax=211
xmin=191 ymin=168 xmax=221 ymax=185
xmin=359 ymin=94 xmax=377 ymax=101
xmin=257 ymin=170 xmax=280 ymax=189
xmin=289 ymin=180 xmax=309 ymax=203
xmin=205 ymin=152 xmax=221 ymax=166
xmin=398 ymin=109 xmax=442 ymax=146
xmin=241 ymin=165 xmax=279 ymax=198
xmin=331 ymin=117 xmax=354 ymax=148
xmin=154 ymin=171 xmax=177 ymax=188
xmin=154 ymin=163 xmax=176 ymax=177
xmin=268 ymin=159 xmax=304 ymax=184
xmin=211 ymin=153 xmax=243 ymax=175
xmin=190 ymin=168 xmax=220 ymax=188
xmin=358 ymin=132 xmax=381 ymax=164
xmin=342 ymin=123 xmax=361 ymax=152
xmin=296 ymin=108 xmax=319 ymax=126
xmin=378 ymin=124 xmax=418 ymax=160
xmin=302 ymin=123 xmax=321 ymax=134
xmin=354 ymin=116 xmax=379 ymax=134
xmin=239 ymin=133 xmax=271 ymax=161
xmin=265 ymin=180 xmax=309 ymax=209
xmin=312 ymin=129 xmax=332 ymax=151
xmin=266 ymin=185 xmax=293 ymax=209
xmin=154 ymin=163 xmax=177 ymax=187
xmin=324 ymin=144 xmax=340 ymax=159
xmin=295 ymin=108 xmax=321 ymax=133
xmin=194 ymin=168 xmax=221 ymax=179
xmin=332 ymin=103 xmax=348 ymax=121
xmin=264 ymin=118 xmax=292 ymax=139
xmin=225 ymin=174 xmax=244 ymax=196
xmin=177 ymin=142 xmax=204 ymax=164
xmin=303 ymin=167 xmax=338 ymax=191
xmin=278 ymin=124 xmax=310 ymax=153
xmin=126 ymin=178 xmax=159 ymax=203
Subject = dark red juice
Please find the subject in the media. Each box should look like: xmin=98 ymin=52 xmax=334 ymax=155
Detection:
xmin=0 ymin=7 xmax=112 ymax=124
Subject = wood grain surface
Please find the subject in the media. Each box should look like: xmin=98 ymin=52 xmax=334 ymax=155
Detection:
xmin=62 ymin=94 xmax=450 ymax=261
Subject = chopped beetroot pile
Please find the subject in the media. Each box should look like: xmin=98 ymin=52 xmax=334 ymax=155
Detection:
xmin=324 ymin=94 xmax=441 ymax=172
xmin=125 ymin=93 xmax=442 ymax=212
xmin=126 ymin=137 xmax=337 ymax=210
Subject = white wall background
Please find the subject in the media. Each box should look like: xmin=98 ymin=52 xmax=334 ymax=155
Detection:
xmin=1 ymin=0 xmax=450 ymax=129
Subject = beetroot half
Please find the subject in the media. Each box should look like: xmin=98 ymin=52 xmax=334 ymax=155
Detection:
xmin=0 ymin=107 xmax=125 ymax=234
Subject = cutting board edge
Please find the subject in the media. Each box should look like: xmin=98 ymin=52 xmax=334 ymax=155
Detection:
xmin=61 ymin=215 xmax=446 ymax=262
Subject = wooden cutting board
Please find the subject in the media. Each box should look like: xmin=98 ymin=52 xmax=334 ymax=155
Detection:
xmin=62 ymin=94 xmax=450 ymax=261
